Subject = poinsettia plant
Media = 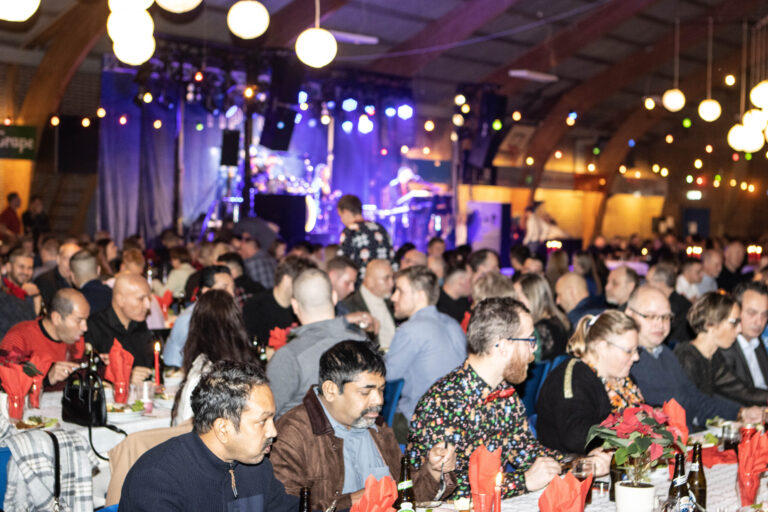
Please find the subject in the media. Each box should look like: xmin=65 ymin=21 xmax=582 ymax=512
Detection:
xmin=586 ymin=405 xmax=685 ymax=484
xmin=268 ymin=324 xmax=298 ymax=351
xmin=0 ymin=347 xmax=42 ymax=378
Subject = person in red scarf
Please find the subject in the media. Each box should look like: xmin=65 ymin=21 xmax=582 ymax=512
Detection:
xmin=2 ymin=248 xmax=41 ymax=315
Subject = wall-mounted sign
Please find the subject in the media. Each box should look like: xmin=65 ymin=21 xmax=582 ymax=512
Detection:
xmin=0 ymin=126 xmax=36 ymax=160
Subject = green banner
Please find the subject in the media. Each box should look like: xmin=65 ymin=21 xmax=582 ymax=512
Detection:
xmin=0 ymin=126 xmax=36 ymax=160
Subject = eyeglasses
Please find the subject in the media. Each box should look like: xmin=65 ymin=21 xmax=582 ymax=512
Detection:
xmin=605 ymin=340 xmax=640 ymax=356
xmin=629 ymin=308 xmax=674 ymax=323
xmin=504 ymin=336 xmax=538 ymax=351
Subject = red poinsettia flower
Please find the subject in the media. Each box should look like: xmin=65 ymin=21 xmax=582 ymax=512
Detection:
xmin=268 ymin=323 xmax=297 ymax=351
xmin=649 ymin=442 xmax=664 ymax=462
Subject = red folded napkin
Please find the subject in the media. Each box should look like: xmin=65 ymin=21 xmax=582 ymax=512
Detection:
xmin=0 ymin=363 xmax=34 ymax=420
xmin=662 ymin=399 xmax=688 ymax=446
xmin=156 ymin=290 xmax=173 ymax=318
xmin=702 ymin=446 xmax=737 ymax=467
xmin=28 ymin=354 xmax=53 ymax=408
xmin=350 ymin=474 xmax=397 ymax=512
xmin=738 ymin=431 xmax=768 ymax=506
xmin=538 ymin=472 xmax=593 ymax=512
xmin=461 ymin=310 xmax=471 ymax=333
xmin=469 ymin=445 xmax=502 ymax=497
xmin=105 ymin=339 xmax=134 ymax=403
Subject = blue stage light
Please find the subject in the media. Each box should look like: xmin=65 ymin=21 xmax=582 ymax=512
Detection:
xmin=295 ymin=113 xmax=303 ymax=124
xmin=358 ymin=115 xmax=374 ymax=134
xmin=326 ymin=101 xmax=336 ymax=109
xmin=384 ymin=107 xmax=396 ymax=118
xmin=308 ymin=119 xmax=317 ymax=128
xmin=568 ymin=111 xmax=578 ymax=120
xmin=364 ymin=105 xmax=376 ymax=116
xmin=341 ymin=120 xmax=354 ymax=133
xmin=342 ymin=98 xmax=358 ymax=112
xmin=397 ymin=104 xmax=414 ymax=120
xmin=225 ymin=105 xmax=239 ymax=118
xmin=628 ymin=138 xmax=636 ymax=147
xmin=277 ymin=121 xmax=285 ymax=130
xmin=298 ymin=91 xmax=308 ymax=104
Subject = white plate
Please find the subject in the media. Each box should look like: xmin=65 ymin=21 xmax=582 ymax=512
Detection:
xmin=163 ymin=376 xmax=183 ymax=387
xmin=107 ymin=410 xmax=144 ymax=423
xmin=154 ymin=398 xmax=174 ymax=409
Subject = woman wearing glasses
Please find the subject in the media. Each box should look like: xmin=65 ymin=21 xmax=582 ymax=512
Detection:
xmin=674 ymin=292 xmax=768 ymax=406
xmin=536 ymin=310 xmax=643 ymax=454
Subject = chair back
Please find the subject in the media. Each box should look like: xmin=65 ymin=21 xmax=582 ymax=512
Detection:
xmin=551 ymin=354 xmax=571 ymax=371
xmin=382 ymin=379 xmax=405 ymax=427
xmin=0 ymin=446 xmax=10 ymax=509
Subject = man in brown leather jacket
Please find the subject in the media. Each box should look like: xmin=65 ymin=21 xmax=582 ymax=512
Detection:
xmin=271 ymin=341 xmax=457 ymax=511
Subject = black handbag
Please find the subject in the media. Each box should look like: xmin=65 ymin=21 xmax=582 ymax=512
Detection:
xmin=61 ymin=366 xmax=107 ymax=428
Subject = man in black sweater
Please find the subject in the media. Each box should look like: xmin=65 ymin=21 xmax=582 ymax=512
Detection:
xmin=120 ymin=361 xmax=300 ymax=512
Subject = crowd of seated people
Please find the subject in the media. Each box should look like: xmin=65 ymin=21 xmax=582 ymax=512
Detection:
xmin=2 ymin=190 xmax=768 ymax=509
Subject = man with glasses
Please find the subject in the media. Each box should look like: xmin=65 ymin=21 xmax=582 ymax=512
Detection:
xmin=408 ymin=297 xmax=573 ymax=499
xmin=385 ymin=265 xmax=466 ymax=442
xmin=718 ymin=282 xmax=768 ymax=390
xmin=627 ymin=286 xmax=763 ymax=429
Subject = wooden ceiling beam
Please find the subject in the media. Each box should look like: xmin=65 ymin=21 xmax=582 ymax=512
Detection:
xmin=523 ymin=0 xmax=761 ymax=201
xmin=261 ymin=0 xmax=350 ymax=48
xmin=485 ymin=0 xmax=661 ymax=96
xmin=367 ymin=0 xmax=523 ymax=77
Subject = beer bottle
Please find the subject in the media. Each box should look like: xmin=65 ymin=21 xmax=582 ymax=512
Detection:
xmin=668 ymin=453 xmax=694 ymax=512
xmin=146 ymin=259 xmax=154 ymax=287
xmin=298 ymin=486 xmax=311 ymax=512
xmin=688 ymin=443 xmax=707 ymax=508
xmin=395 ymin=457 xmax=415 ymax=507
xmin=609 ymin=454 xmax=625 ymax=502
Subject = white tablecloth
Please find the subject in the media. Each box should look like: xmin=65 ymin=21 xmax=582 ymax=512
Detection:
xmin=22 ymin=390 xmax=172 ymax=507
xmin=419 ymin=464 xmax=744 ymax=511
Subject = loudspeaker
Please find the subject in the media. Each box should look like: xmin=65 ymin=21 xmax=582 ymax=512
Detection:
xmin=220 ymin=130 xmax=240 ymax=166
xmin=259 ymin=55 xmax=305 ymax=151
xmin=251 ymin=194 xmax=307 ymax=246
xmin=37 ymin=116 xmax=100 ymax=174
xmin=467 ymin=92 xmax=508 ymax=169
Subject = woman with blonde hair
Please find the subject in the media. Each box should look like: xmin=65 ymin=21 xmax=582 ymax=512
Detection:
xmin=536 ymin=310 xmax=643 ymax=453
xmin=514 ymin=273 xmax=569 ymax=360
xmin=545 ymin=249 xmax=569 ymax=291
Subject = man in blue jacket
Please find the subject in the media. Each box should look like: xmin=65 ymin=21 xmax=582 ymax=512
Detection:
xmin=120 ymin=361 xmax=300 ymax=511
xmin=627 ymin=286 xmax=763 ymax=429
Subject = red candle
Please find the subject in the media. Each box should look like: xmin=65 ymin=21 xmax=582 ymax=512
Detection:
xmin=494 ymin=471 xmax=502 ymax=512
xmin=154 ymin=341 xmax=161 ymax=386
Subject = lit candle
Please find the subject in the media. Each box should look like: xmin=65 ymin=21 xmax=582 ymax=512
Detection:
xmin=154 ymin=341 xmax=161 ymax=386
xmin=494 ymin=471 xmax=502 ymax=512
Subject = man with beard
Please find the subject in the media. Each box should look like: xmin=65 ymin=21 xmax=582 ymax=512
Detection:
xmin=3 ymin=248 xmax=42 ymax=315
xmin=271 ymin=341 xmax=456 ymax=511
xmin=408 ymin=297 xmax=571 ymax=498
xmin=121 ymin=361 xmax=299 ymax=511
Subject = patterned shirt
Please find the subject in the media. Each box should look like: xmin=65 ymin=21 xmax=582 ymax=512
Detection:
xmin=407 ymin=361 xmax=563 ymax=499
xmin=338 ymin=221 xmax=394 ymax=279
xmin=244 ymin=251 xmax=277 ymax=289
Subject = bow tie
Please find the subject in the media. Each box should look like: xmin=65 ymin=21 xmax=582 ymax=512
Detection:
xmin=484 ymin=388 xmax=516 ymax=404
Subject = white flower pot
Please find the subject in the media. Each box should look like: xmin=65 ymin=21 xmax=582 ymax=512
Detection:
xmin=615 ymin=481 xmax=655 ymax=512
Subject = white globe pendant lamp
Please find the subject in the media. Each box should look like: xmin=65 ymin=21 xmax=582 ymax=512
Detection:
xmin=742 ymin=108 xmax=768 ymax=130
xmin=107 ymin=9 xmax=154 ymax=42
xmin=697 ymin=99 xmax=721 ymax=122
xmin=108 ymin=0 xmax=154 ymax=11
xmin=113 ymin=36 xmax=156 ymax=66
xmin=662 ymin=88 xmax=686 ymax=112
xmin=750 ymin=80 xmax=768 ymax=110
xmin=727 ymin=124 xmax=746 ymax=151
xmin=155 ymin=0 xmax=202 ymax=14
xmin=741 ymin=126 xmax=765 ymax=153
xmin=227 ymin=1 xmax=270 ymax=40
xmin=296 ymin=27 xmax=337 ymax=68
xmin=0 ymin=0 xmax=41 ymax=22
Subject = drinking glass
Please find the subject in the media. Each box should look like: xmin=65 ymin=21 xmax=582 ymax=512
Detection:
xmin=573 ymin=459 xmax=595 ymax=505
xmin=471 ymin=493 xmax=493 ymax=512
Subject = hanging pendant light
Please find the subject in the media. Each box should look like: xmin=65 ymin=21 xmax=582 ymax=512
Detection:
xmin=663 ymin=19 xmax=686 ymax=112
xmin=113 ymin=36 xmax=156 ymax=66
xmin=698 ymin=18 xmax=721 ymax=122
xmin=0 ymin=0 xmax=41 ymax=22
xmin=108 ymin=0 xmax=154 ymax=11
xmin=107 ymin=9 xmax=154 ymax=42
xmin=155 ymin=0 xmax=202 ymax=14
xmin=295 ymin=0 xmax=337 ymax=68
xmin=728 ymin=124 xmax=746 ymax=151
xmin=227 ymin=1 xmax=270 ymax=40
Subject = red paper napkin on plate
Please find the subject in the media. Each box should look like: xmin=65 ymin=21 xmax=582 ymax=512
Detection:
xmin=350 ymin=474 xmax=397 ymax=512
xmin=469 ymin=445 xmax=502 ymax=497
xmin=662 ymin=399 xmax=688 ymax=446
xmin=156 ymin=290 xmax=173 ymax=318
xmin=702 ymin=446 xmax=737 ymax=467
xmin=104 ymin=339 xmax=134 ymax=384
xmin=0 ymin=363 xmax=34 ymax=419
xmin=737 ymin=431 xmax=768 ymax=505
xmin=538 ymin=471 xmax=593 ymax=512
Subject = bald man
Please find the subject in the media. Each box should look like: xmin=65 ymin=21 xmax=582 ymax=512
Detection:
xmin=267 ymin=268 xmax=370 ymax=417
xmin=555 ymin=272 xmax=606 ymax=329
xmin=1 ymin=288 xmax=88 ymax=389
xmin=400 ymin=249 xmax=427 ymax=270
xmin=627 ymin=285 xmax=763 ymax=429
xmin=341 ymin=259 xmax=397 ymax=350
xmin=86 ymin=274 xmax=154 ymax=386
xmin=35 ymin=242 xmax=80 ymax=308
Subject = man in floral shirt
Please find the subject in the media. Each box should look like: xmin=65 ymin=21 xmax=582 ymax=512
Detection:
xmin=407 ymin=297 xmax=566 ymax=498
xmin=337 ymin=194 xmax=394 ymax=281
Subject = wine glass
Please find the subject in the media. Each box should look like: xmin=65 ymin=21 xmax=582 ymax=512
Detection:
xmin=573 ymin=458 xmax=595 ymax=505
